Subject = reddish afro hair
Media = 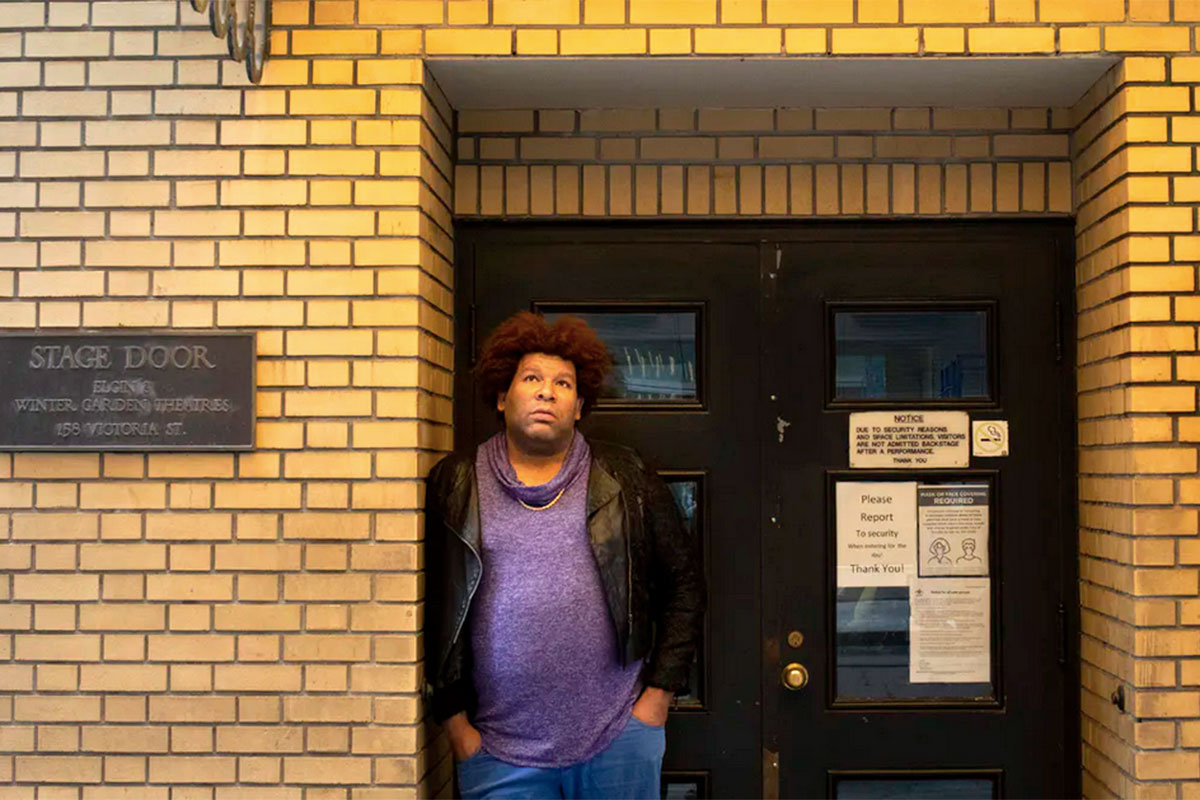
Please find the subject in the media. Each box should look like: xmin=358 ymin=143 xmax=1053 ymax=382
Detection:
xmin=476 ymin=311 xmax=613 ymax=415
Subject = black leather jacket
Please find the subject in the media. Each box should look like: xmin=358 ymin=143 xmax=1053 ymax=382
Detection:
xmin=424 ymin=438 xmax=705 ymax=723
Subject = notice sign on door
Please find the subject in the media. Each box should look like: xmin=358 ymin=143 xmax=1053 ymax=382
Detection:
xmin=909 ymin=577 xmax=991 ymax=683
xmin=917 ymin=485 xmax=989 ymax=578
xmin=835 ymin=482 xmax=917 ymax=587
xmin=849 ymin=411 xmax=970 ymax=469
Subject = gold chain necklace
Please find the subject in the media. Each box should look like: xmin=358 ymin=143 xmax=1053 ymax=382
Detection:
xmin=518 ymin=488 xmax=566 ymax=511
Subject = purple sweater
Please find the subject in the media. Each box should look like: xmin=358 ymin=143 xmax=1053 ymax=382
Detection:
xmin=470 ymin=433 xmax=643 ymax=767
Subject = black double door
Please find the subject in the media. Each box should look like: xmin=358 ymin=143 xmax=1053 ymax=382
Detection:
xmin=455 ymin=222 xmax=1075 ymax=799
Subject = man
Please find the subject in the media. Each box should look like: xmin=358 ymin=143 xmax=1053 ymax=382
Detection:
xmin=424 ymin=311 xmax=705 ymax=799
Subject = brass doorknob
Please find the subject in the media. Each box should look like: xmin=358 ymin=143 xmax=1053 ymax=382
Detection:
xmin=782 ymin=662 xmax=809 ymax=690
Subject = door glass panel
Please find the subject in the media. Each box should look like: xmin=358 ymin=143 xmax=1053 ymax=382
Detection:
xmin=538 ymin=307 xmax=700 ymax=404
xmin=833 ymin=477 xmax=997 ymax=704
xmin=662 ymin=772 xmax=708 ymax=799
xmin=668 ymin=479 xmax=699 ymax=533
xmin=834 ymin=777 xmax=996 ymax=799
xmin=665 ymin=476 xmax=705 ymax=708
xmin=832 ymin=309 xmax=991 ymax=402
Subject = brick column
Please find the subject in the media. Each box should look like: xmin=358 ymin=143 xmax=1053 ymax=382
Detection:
xmin=1074 ymin=56 xmax=1200 ymax=797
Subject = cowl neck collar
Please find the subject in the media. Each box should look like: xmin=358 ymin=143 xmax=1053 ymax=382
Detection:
xmin=482 ymin=431 xmax=590 ymax=507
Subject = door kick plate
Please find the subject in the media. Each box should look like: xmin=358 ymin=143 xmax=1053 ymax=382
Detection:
xmin=762 ymin=747 xmax=779 ymax=800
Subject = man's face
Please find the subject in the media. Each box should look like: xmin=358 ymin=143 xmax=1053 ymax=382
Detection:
xmin=498 ymin=352 xmax=584 ymax=453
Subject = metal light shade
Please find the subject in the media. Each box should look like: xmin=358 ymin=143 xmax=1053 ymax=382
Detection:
xmin=187 ymin=0 xmax=270 ymax=84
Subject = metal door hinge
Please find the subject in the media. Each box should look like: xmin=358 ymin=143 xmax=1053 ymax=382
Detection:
xmin=468 ymin=303 xmax=478 ymax=368
xmin=1054 ymin=301 xmax=1063 ymax=364
xmin=1057 ymin=603 xmax=1067 ymax=665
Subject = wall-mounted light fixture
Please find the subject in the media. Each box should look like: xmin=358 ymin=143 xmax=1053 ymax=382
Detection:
xmin=186 ymin=0 xmax=270 ymax=83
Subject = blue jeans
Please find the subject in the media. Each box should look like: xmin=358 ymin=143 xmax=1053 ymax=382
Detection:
xmin=456 ymin=716 xmax=666 ymax=799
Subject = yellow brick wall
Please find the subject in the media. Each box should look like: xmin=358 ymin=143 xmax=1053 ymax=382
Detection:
xmin=288 ymin=0 xmax=1200 ymax=59
xmin=0 ymin=1 xmax=456 ymax=797
xmin=452 ymin=107 xmax=1073 ymax=217
xmin=5 ymin=0 xmax=1200 ymax=797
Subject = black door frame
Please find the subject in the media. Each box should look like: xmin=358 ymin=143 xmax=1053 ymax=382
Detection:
xmin=452 ymin=220 xmax=1079 ymax=799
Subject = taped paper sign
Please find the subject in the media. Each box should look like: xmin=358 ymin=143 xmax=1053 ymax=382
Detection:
xmin=836 ymin=481 xmax=917 ymax=587
xmin=917 ymin=484 xmax=989 ymax=578
xmin=909 ymin=577 xmax=991 ymax=684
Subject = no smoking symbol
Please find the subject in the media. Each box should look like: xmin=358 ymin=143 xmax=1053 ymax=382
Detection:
xmin=972 ymin=420 xmax=1009 ymax=457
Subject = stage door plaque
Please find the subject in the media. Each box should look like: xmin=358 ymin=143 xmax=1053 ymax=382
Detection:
xmin=0 ymin=333 xmax=255 ymax=451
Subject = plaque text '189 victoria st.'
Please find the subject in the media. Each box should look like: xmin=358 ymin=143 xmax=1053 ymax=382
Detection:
xmin=0 ymin=333 xmax=255 ymax=451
